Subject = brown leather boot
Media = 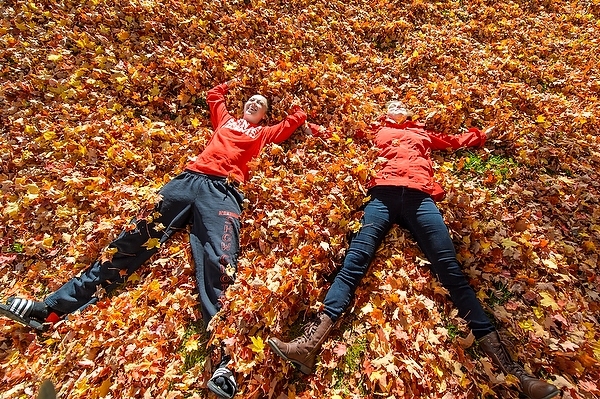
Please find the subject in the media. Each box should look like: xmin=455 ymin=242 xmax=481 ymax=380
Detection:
xmin=268 ymin=313 xmax=334 ymax=374
xmin=478 ymin=331 xmax=560 ymax=399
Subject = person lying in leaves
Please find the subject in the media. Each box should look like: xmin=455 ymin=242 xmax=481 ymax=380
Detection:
xmin=0 ymin=78 xmax=310 ymax=399
xmin=268 ymin=100 xmax=560 ymax=399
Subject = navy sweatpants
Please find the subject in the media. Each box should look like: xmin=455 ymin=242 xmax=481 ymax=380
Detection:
xmin=44 ymin=171 xmax=243 ymax=323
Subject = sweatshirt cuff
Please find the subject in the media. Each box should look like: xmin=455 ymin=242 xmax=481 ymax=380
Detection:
xmin=468 ymin=127 xmax=486 ymax=147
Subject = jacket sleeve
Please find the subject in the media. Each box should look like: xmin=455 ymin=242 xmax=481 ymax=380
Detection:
xmin=207 ymin=83 xmax=233 ymax=130
xmin=261 ymin=109 xmax=307 ymax=144
xmin=427 ymin=127 xmax=486 ymax=151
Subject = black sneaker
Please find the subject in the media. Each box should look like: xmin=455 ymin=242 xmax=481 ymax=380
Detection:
xmin=207 ymin=354 xmax=237 ymax=399
xmin=0 ymin=297 xmax=51 ymax=331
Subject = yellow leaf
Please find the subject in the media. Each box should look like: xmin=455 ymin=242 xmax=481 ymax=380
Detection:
xmin=97 ymin=378 xmax=111 ymax=398
xmin=347 ymin=54 xmax=360 ymax=64
xmin=26 ymin=184 xmax=40 ymax=194
xmin=224 ymin=62 xmax=238 ymax=72
xmin=592 ymin=340 xmax=600 ymax=361
xmin=533 ymin=306 xmax=544 ymax=318
xmin=143 ymin=238 xmax=161 ymax=250
xmin=501 ymin=237 xmax=519 ymax=249
xmin=519 ymin=320 xmax=534 ymax=332
xmin=368 ymin=369 xmax=384 ymax=382
xmin=539 ymin=292 xmax=559 ymax=310
xmin=43 ymin=130 xmax=57 ymax=140
xmin=48 ymin=54 xmax=62 ymax=61
xmin=42 ymin=234 xmax=54 ymax=248
xmin=150 ymin=85 xmax=160 ymax=97
xmin=264 ymin=307 xmax=276 ymax=327
xmin=123 ymin=149 xmax=138 ymax=160
xmin=107 ymin=145 xmax=117 ymax=159
xmin=249 ymin=335 xmax=265 ymax=353
xmin=329 ymin=132 xmax=341 ymax=142
xmin=127 ymin=272 xmax=141 ymax=283
xmin=476 ymin=289 xmax=488 ymax=301
xmin=542 ymin=258 xmax=558 ymax=269
xmin=536 ymin=115 xmax=546 ymax=123
xmin=185 ymin=339 xmax=199 ymax=352
xmin=5 ymin=202 xmax=20 ymax=218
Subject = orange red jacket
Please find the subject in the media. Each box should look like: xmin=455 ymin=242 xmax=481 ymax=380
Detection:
xmin=370 ymin=118 xmax=486 ymax=200
xmin=186 ymin=83 xmax=307 ymax=183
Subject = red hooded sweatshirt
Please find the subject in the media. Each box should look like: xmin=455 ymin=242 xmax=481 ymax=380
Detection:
xmin=186 ymin=83 xmax=307 ymax=183
xmin=369 ymin=118 xmax=486 ymax=200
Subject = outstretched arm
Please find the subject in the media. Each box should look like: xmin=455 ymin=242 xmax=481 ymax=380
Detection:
xmin=428 ymin=126 xmax=487 ymax=151
xmin=261 ymin=105 xmax=308 ymax=144
xmin=206 ymin=82 xmax=234 ymax=130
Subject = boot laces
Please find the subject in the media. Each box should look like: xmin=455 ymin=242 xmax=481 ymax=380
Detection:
xmin=291 ymin=315 xmax=322 ymax=345
xmin=491 ymin=340 xmax=529 ymax=378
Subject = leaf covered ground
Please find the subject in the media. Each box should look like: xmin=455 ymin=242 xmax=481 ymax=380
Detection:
xmin=1 ymin=0 xmax=599 ymax=398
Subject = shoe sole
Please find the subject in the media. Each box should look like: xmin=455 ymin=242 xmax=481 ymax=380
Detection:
xmin=207 ymin=380 xmax=235 ymax=399
xmin=538 ymin=390 xmax=560 ymax=399
xmin=267 ymin=338 xmax=312 ymax=375
xmin=0 ymin=304 xmax=49 ymax=331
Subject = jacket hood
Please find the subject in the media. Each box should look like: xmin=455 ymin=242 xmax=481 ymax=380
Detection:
xmin=378 ymin=115 xmax=422 ymax=129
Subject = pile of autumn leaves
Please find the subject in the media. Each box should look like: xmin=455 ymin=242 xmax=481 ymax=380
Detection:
xmin=1 ymin=0 xmax=599 ymax=398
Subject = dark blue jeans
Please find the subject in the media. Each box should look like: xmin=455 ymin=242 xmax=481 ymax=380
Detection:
xmin=323 ymin=185 xmax=495 ymax=339
xmin=44 ymin=171 xmax=243 ymax=323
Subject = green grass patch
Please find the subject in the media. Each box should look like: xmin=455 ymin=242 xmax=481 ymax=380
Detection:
xmin=332 ymin=336 xmax=368 ymax=394
xmin=446 ymin=323 xmax=461 ymax=340
xmin=10 ymin=242 xmax=24 ymax=253
xmin=344 ymin=336 xmax=367 ymax=373
xmin=485 ymin=281 xmax=513 ymax=308
xmin=456 ymin=151 xmax=518 ymax=183
xmin=180 ymin=319 xmax=210 ymax=372
xmin=462 ymin=152 xmax=516 ymax=175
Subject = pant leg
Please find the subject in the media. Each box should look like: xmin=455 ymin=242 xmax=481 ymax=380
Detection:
xmin=187 ymin=176 xmax=243 ymax=324
xmin=44 ymin=172 xmax=198 ymax=314
xmin=398 ymin=188 xmax=495 ymax=339
xmin=323 ymin=188 xmax=396 ymax=321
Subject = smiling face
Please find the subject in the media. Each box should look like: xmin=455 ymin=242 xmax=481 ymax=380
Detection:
xmin=243 ymin=95 xmax=268 ymax=124
xmin=386 ymin=100 xmax=411 ymax=123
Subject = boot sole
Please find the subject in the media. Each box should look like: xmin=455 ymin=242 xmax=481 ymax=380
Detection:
xmin=267 ymin=338 xmax=312 ymax=375
xmin=538 ymin=390 xmax=560 ymax=399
